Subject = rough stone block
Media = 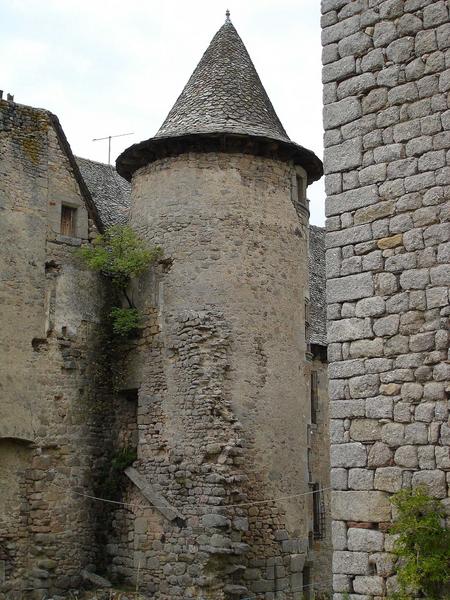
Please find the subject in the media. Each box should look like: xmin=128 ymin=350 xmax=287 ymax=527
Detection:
xmin=353 ymin=575 xmax=385 ymax=595
xmin=328 ymin=273 xmax=374 ymax=303
xmin=350 ymin=419 xmax=382 ymax=442
xmin=366 ymin=396 xmax=393 ymax=420
xmin=350 ymin=338 xmax=384 ymax=358
xmin=323 ymin=56 xmax=356 ymax=84
xmin=374 ymin=467 xmax=403 ymax=493
xmin=348 ymin=528 xmax=383 ymax=554
xmin=412 ymin=470 xmax=446 ymax=498
xmin=324 ymin=97 xmax=362 ymax=128
xmin=349 ymin=375 xmax=380 ymax=399
xmin=325 ymin=138 xmax=363 ymax=174
xmin=326 ymin=185 xmax=378 ymax=217
xmin=394 ymin=446 xmax=418 ymax=469
xmin=330 ymin=400 xmax=366 ymax=419
xmin=328 ymin=318 xmax=373 ymax=342
xmin=331 ymin=442 xmax=367 ymax=468
xmin=333 ymin=551 xmax=369 ymax=575
xmin=332 ymin=491 xmax=391 ymax=522
xmin=348 ymin=468 xmax=374 ymax=490
xmin=382 ymin=422 xmax=405 ymax=447
xmin=332 ymin=521 xmax=347 ymax=551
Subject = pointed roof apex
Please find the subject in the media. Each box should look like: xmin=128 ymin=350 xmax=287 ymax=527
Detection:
xmin=116 ymin=18 xmax=322 ymax=183
xmin=154 ymin=18 xmax=289 ymax=142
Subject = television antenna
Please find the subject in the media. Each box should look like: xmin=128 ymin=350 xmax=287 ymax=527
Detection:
xmin=92 ymin=132 xmax=134 ymax=165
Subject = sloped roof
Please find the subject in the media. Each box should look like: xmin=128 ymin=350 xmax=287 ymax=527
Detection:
xmin=76 ymin=157 xmax=130 ymax=229
xmin=116 ymin=17 xmax=322 ymax=183
xmin=309 ymin=225 xmax=326 ymax=347
xmin=156 ymin=19 xmax=289 ymax=141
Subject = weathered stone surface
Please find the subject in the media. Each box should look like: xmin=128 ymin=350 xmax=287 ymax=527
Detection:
xmin=326 ymin=185 xmax=378 ymax=217
xmin=332 ymin=491 xmax=391 ymax=522
xmin=328 ymin=318 xmax=373 ymax=342
xmin=412 ymin=470 xmax=447 ymax=498
xmin=323 ymin=1 xmax=450 ymax=594
xmin=331 ymin=443 xmax=367 ymax=468
xmin=353 ymin=575 xmax=385 ymax=595
xmin=374 ymin=467 xmax=403 ymax=493
xmin=394 ymin=446 xmax=418 ymax=468
xmin=349 ymin=375 xmax=380 ymax=399
xmin=348 ymin=529 xmax=384 ymax=553
xmin=350 ymin=420 xmax=382 ymax=442
xmin=333 ymin=551 xmax=369 ymax=575
xmin=324 ymin=97 xmax=362 ymax=128
xmin=348 ymin=468 xmax=374 ymax=491
xmin=328 ymin=273 xmax=374 ymax=302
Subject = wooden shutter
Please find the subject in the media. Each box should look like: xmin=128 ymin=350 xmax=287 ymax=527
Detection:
xmin=61 ymin=205 xmax=76 ymax=236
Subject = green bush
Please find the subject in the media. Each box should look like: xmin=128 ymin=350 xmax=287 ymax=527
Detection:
xmin=76 ymin=225 xmax=162 ymax=336
xmin=77 ymin=225 xmax=162 ymax=289
xmin=389 ymin=487 xmax=450 ymax=600
xmin=110 ymin=307 xmax=141 ymax=336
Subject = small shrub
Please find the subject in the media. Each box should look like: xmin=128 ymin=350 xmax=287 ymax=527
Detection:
xmin=77 ymin=225 xmax=162 ymax=290
xmin=110 ymin=307 xmax=141 ymax=336
xmin=76 ymin=225 xmax=162 ymax=337
xmin=389 ymin=487 xmax=450 ymax=600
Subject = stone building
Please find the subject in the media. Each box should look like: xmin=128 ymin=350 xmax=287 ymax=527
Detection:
xmin=0 ymin=14 xmax=329 ymax=600
xmin=321 ymin=0 xmax=450 ymax=598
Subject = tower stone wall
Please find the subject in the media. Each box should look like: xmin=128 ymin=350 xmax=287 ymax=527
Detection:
xmin=321 ymin=0 xmax=450 ymax=597
xmin=106 ymin=151 xmax=326 ymax=599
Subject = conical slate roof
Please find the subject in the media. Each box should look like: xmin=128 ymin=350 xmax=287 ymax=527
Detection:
xmin=155 ymin=18 xmax=290 ymax=141
xmin=116 ymin=15 xmax=322 ymax=183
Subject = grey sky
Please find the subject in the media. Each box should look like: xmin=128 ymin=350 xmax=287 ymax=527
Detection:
xmin=1 ymin=0 xmax=325 ymax=224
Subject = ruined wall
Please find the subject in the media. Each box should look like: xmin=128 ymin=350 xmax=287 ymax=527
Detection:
xmin=106 ymin=151 xmax=317 ymax=599
xmin=0 ymin=100 xmax=108 ymax=598
xmin=321 ymin=0 xmax=450 ymax=597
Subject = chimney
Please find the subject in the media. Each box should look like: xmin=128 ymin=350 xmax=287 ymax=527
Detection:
xmin=7 ymin=93 xmax=14 ymax=102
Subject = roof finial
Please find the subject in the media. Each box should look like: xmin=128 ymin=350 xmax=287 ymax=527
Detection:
xmin=225 ymin=8 xmax=230 ymax=21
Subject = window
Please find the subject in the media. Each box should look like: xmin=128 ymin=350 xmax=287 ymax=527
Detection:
xmin=305 ymin=300 xmax=311 ymax=353
xmin=296 ymin=175 xmax=306 ymax=206
xmin=311 ymin=371 xmax=318 ymax=424
xmin=302 ymin=565 xmax=312 ymax=599
xmin=312 ymin=483 xmax=325 ymax=540
xmin=60 ymin=205 xmax=77 ymax=237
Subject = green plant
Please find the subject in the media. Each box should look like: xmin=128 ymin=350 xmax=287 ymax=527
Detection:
xmin=389 ymin=487 xmax=450 ymax=600
xmin=109 ymin=307 xmax=141 ymax=337
xmin=76 ymin=225 xmax=162 ymax=335
xmin=100 ymin=446 xmax=137 ymax=500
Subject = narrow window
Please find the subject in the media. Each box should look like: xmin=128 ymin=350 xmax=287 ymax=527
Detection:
xmin=302 ymin=565 xmax=312 ymax=599
xmin=312 ymin=483 xmax=325 ymax=540
xmin=310 ymin=371 xmax=318 ymax=424
xmin=305 ymin=300 xmax=311 ymax=353
xmin=60 ymin=205 xmax=77 ymax=236
xmin=296 ymin=174 xmax=305 ymax=206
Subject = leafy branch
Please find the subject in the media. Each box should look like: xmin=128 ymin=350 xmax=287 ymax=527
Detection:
xmin=389 ymin=487 xmax=450 ymax=599
xmin=76 ymin=225 xmax=162 ymax=335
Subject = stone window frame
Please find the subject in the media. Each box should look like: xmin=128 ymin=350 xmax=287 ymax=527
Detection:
xmin=291 ymin=165 xmax=309 ymax=215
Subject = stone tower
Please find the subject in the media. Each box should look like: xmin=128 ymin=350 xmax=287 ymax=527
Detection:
xmin=116 ymin=14 xmax=325 ymax=600
xmin=321 ymin=0 xmax=450 ymax=598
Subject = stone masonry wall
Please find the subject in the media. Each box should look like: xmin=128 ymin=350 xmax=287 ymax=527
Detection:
xmin=108 ymin=151 xmax=324 ymax=599
xmin=321 ymin=0 xmax=450 ymax=597
xmin=0 ymin=99 xmax=110 ymax=599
